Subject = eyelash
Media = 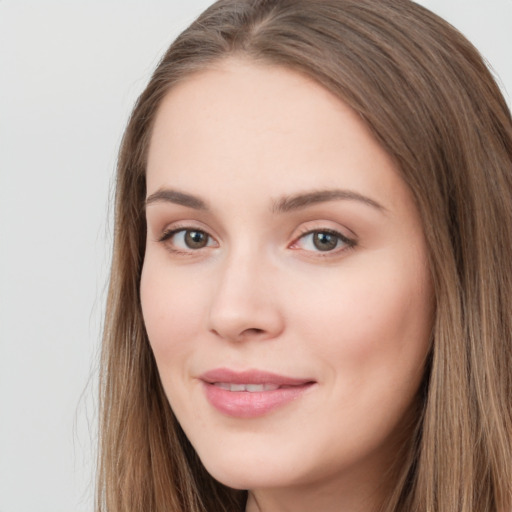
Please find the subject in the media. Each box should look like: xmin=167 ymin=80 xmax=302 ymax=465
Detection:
xmin=290 ymin=228 xmax=357 ymax=256
xmin=158 ymin=226 xmax=357 ymax=257
xmin=158 ymin=226 xmax=216 ymax=256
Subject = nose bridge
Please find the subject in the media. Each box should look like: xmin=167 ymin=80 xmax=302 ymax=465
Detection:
xmin=207 ymin=241 xmax=283 ymax=341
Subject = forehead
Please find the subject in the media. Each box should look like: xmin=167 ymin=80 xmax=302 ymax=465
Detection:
xmin=148 ymin=58 xmax=358 ymax=159
xmin=146 ymin=58 xmax=414 ymax=218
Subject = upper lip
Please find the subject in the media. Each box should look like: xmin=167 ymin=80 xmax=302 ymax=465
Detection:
xmin=199 ymin=368 xmax=314 ymax=386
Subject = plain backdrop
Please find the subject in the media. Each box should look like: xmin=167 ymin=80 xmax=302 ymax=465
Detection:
xmin=0 ymin=1 xmax=510 ymax=511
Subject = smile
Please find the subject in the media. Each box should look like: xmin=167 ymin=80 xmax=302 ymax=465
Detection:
xmin=199 ymin=368 xmax=315 ymax=418
xmin=213 ymin=383 xmax=281 ymax=392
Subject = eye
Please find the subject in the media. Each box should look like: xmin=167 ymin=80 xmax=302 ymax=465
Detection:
xmin=159 ymin=228 xmax=216 ymax=251
xmin=292 ymin=229 xmax=355 ymax=253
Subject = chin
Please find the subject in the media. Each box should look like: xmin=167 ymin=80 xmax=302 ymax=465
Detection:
xmin=205 ymin=466 xmax=293 ymax=492
xmin=196 ymin=446 xmax=305 ymax=491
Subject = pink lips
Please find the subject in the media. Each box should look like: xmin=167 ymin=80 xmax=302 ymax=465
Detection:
xmin=200 ymin=368 xmax=315 ymax=418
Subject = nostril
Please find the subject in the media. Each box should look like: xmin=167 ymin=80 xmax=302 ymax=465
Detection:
xmin=243 ymin=328 xmax=265 ymax=336
xmin=210 ymin=326 xmax=269 ymax=342
xmin=207 ymin=298 xmax=284 ymax=341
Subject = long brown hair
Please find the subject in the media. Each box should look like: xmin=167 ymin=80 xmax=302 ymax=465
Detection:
xmin=97 ymin=1 xmax=512 ymax=510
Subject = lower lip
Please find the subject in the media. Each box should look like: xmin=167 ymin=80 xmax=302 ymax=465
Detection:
xmin=202 ymin=382 xmax=314 ymax=418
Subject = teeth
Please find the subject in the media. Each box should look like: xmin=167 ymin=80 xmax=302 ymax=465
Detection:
xmin=214 ymin=383 xmax=280 ymax=392
xmin=246 ymin=384 xmax=279 ymax=392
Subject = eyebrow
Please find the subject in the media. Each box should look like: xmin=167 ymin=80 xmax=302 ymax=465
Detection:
xmin=272 ymin=189 xmax=386 ymax=213
xmin=145 ymin=187 xmax=386 ymax=213
xmin=145 ymin=189 xmax=209 ymax=210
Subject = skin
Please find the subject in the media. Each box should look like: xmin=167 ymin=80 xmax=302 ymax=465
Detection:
xmin=141 ymin=58 xmax=434 ymax=512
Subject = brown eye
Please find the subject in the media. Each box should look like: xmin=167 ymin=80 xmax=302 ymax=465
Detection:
xmin=184 ymin=230 xmax=209 ymax=249
xmin=293 ymin=229 xmax=355 ymax=254
xmin=159 ymin=228 xmax=216 ymax=252
xmin=312 ymin=232 xmax=339 ymax=251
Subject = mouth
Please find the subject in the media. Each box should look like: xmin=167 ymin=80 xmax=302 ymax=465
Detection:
xmin=200 ymin=368 xmax=314 ymax=386
xmin=199 ymin=368 xmax=316 ymax=418
xmin=212 ymin=383 xmax=282 ymax=392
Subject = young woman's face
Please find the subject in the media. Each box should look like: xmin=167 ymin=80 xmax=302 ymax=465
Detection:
xmin=141 ymin=59 xmax=434 ymax=508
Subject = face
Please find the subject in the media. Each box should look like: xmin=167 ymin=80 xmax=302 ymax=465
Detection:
xmin=141 ymin=59 xmax=434 ymax=508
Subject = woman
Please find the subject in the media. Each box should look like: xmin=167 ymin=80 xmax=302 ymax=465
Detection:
xmin=97 ymin=1 xmax=512 ymax=511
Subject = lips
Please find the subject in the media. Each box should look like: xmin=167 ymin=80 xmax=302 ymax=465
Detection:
xmin=214 ymin=383 xmax=280 ymax=392
xmin=199 ymin=368 xmax=315 ymax=418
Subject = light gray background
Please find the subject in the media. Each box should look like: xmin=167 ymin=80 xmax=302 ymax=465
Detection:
xmin=0 ymin=1 xmax=510 ymax=511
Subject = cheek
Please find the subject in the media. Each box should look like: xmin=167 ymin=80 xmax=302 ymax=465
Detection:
xmin=140 ymin=255 xmax=206 ymax=362
xmin=291 ymin=252 xmax=433 ymax=382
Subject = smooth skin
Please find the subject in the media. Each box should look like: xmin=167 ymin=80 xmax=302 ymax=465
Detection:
xmin=141 ymin=58 xmax=434 ymax=512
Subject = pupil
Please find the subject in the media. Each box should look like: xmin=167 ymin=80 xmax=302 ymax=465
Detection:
xmin=313 ymin=232 xmax=338 ymax=251
xmin=185 ymin=230 xmax=207 ymax=249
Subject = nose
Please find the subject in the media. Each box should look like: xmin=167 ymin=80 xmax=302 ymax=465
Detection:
xmin=207 ymin=251 xmax=284 ymax=343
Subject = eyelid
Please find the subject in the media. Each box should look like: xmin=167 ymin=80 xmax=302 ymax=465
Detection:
xmin=156 ymin=222 xmax=219 ymax=255
xmin=289 ymin=224 xmax=357 ymax=255
xmin=155 ymin=219 xmax=216 ymax=241
xmin=154 ymin=220 xmax=356 ymax=257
